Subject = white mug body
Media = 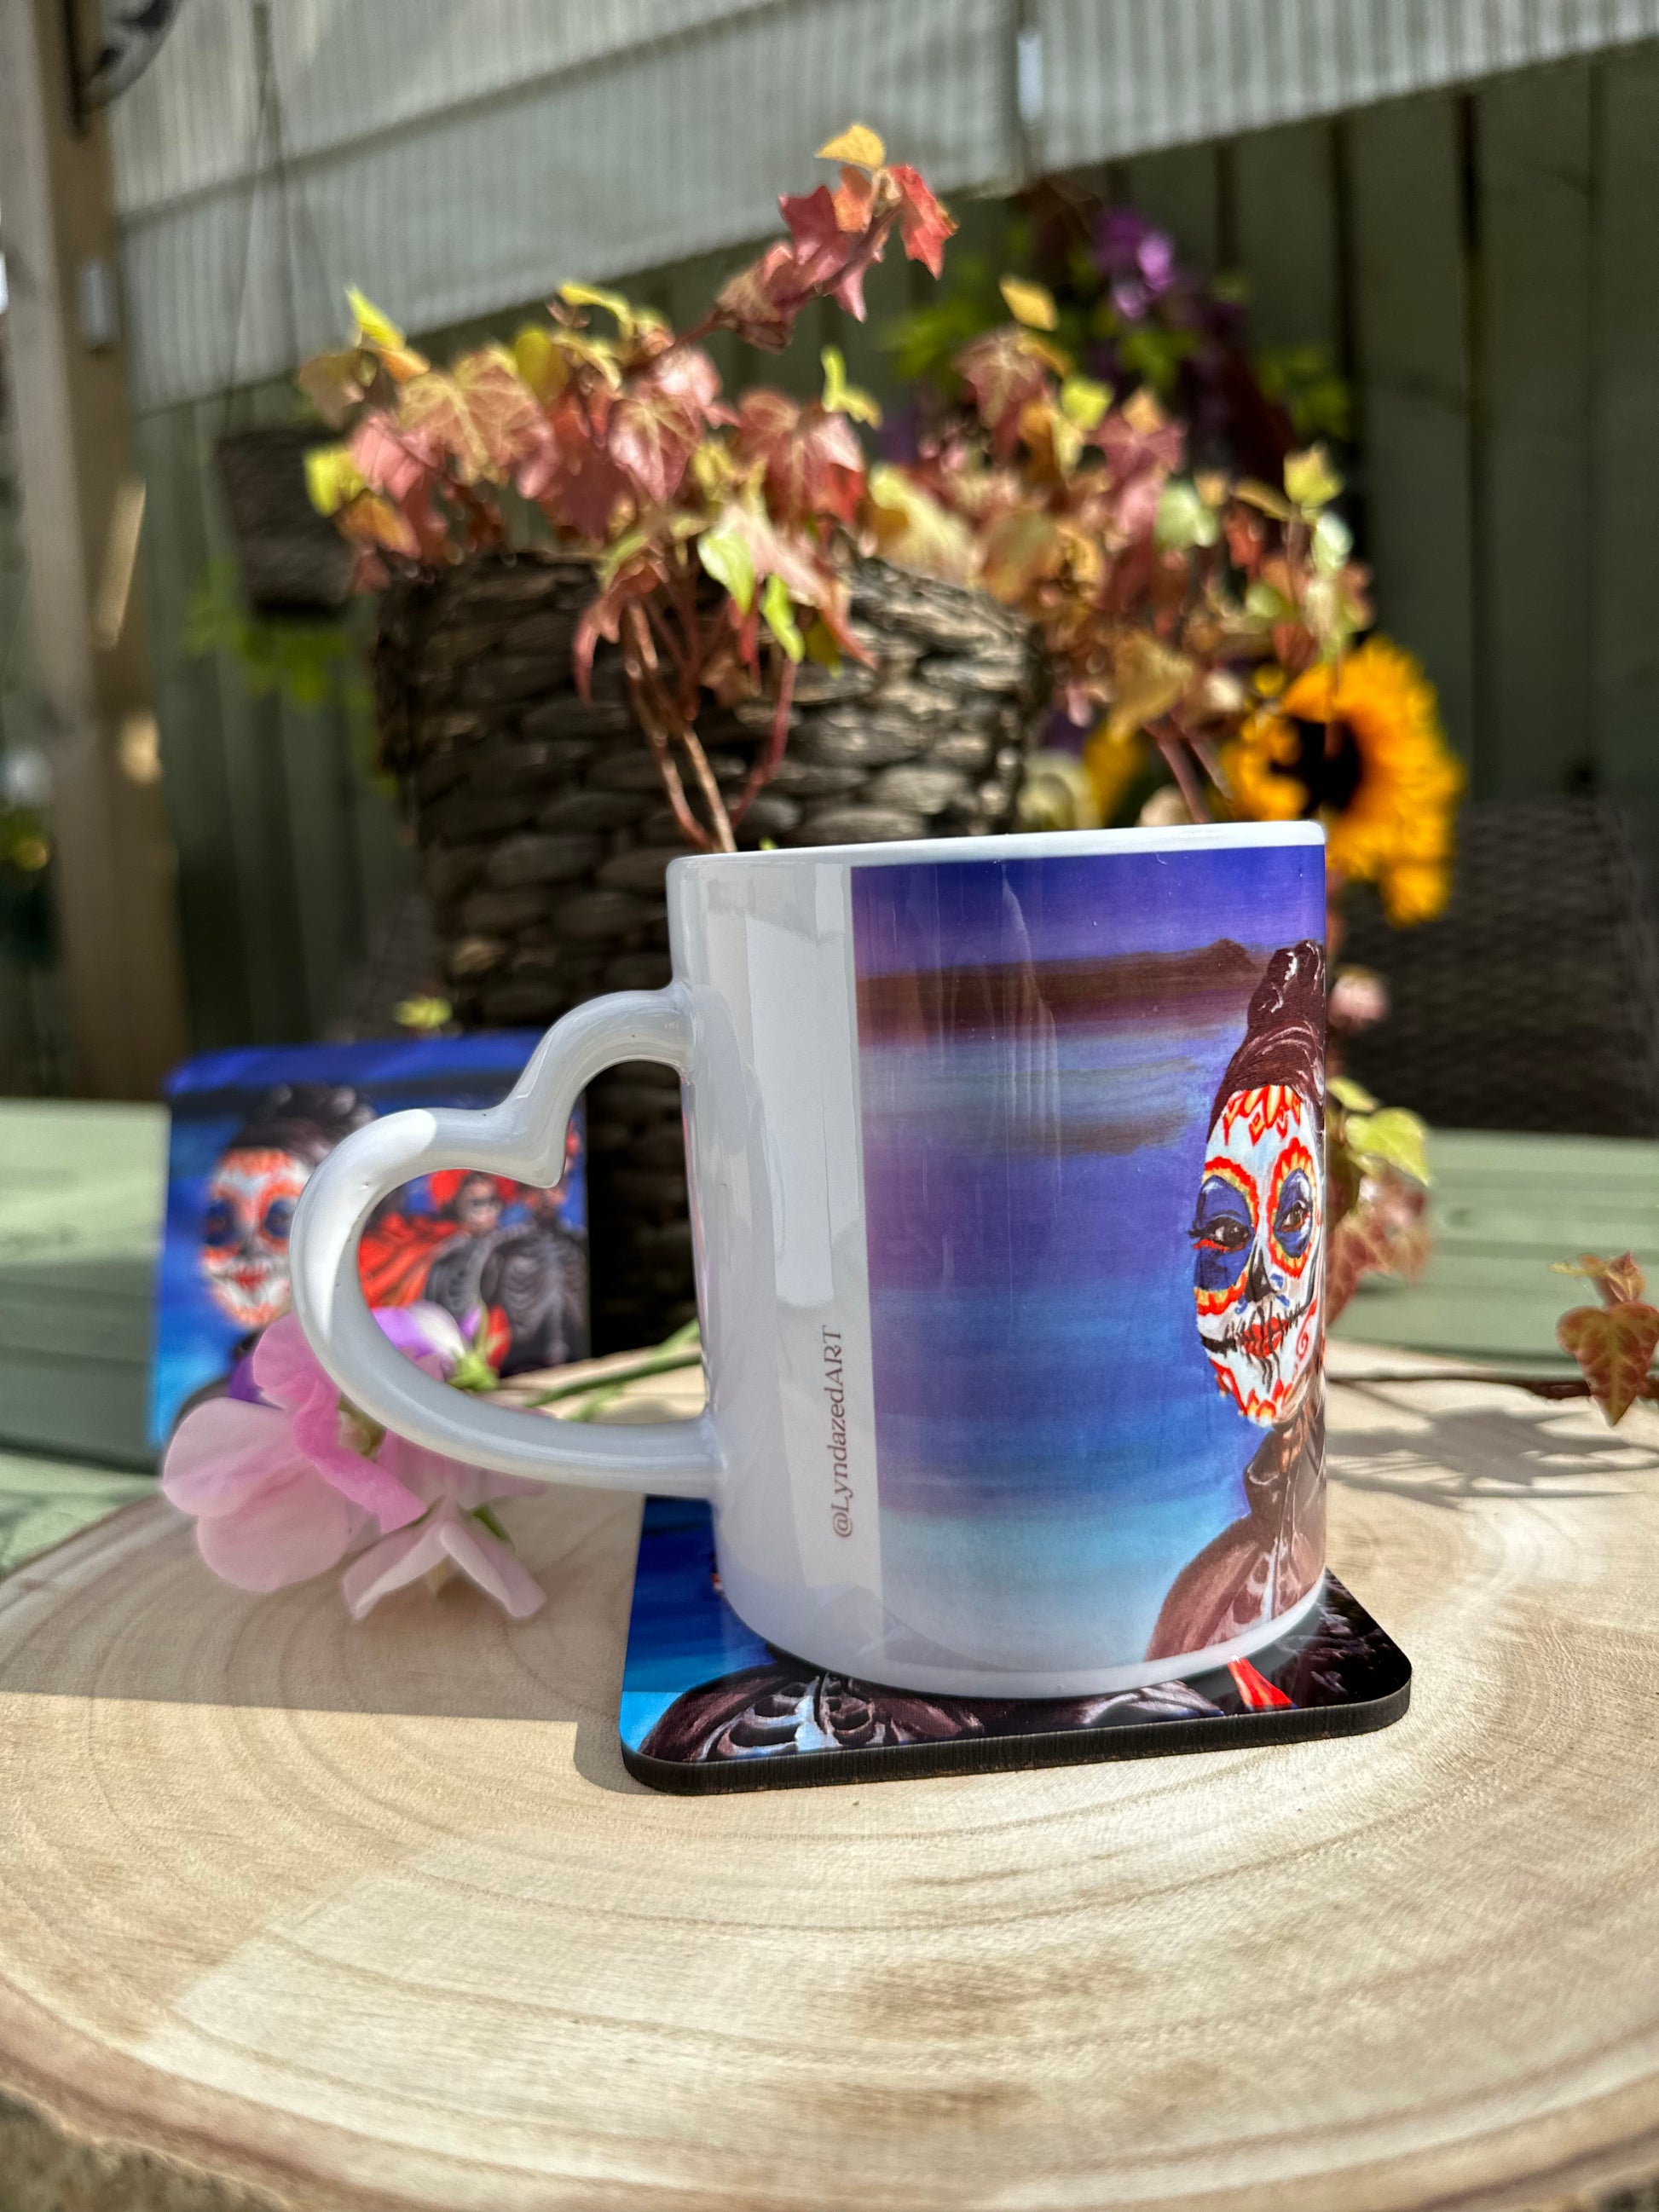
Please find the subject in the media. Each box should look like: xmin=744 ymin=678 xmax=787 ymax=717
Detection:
xmin=292 ymin=822 xmax=1329 ymax=1698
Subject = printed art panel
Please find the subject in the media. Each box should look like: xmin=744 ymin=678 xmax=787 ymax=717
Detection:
xmin=849 ymin=843 xmax=1327 ymax=1671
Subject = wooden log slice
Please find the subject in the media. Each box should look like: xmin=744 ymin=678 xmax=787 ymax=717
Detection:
xmin=2 ymin=1352 xmax=1659 ymax=2212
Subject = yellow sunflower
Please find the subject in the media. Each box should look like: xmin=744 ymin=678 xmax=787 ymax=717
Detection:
xmin=1223 ymin=638 xmax=1463 ymax=924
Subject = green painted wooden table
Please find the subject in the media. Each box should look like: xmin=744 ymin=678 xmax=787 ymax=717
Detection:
xmin=0 ymin=1105 xmax=1655 ymax=1575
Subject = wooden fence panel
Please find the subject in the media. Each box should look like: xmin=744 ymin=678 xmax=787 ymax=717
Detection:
xmin=1593 ymin=43 xmax=1659 ymax=870
xmin=1229 ymin=118 xmax=1341 ymax=355
xmin=1344 ymin=93 xmax=1479 ymax=764
xmin=1476 ymin=65 xmax=1597 ymax=800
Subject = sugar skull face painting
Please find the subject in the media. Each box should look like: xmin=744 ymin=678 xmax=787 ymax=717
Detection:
xmin=1147 ymin=937 xmax=1329 ymax=1665
xmin=198 ymin=1084 xmax=373 ymax=1334
xmin=199 ymin=1146 xmax=309 ymax=1331
xmin=1193 ymin=1083 xmax=1323 ymax=1424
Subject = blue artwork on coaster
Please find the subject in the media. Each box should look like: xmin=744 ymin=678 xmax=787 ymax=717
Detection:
xmin=848 ymin=842 xmax=1327 ymax=1673
xmin=152 ymin=1035 xmax=587 ymax=1446
xmin=620 ymin=1498 xmax=1409 ymax=1793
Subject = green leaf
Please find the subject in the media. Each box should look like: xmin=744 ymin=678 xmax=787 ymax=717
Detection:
xmin=558 ymin=280 xmax=639 ymax=335
xmin=347 ymin=287 xmax=406 ymax=352
xmin=817 ymin=122 xmax=885 ymax=167
xmin=1245 ymin=579 xmax=1292 ymax=622
xmin=1346 ymin=1107 xmax=1431 ymax=1188
xmin=820 ymin=345 xmax=882 ymax=426
xmin=760 ymin=572 xmax=805 ymax=661
xmin=1328 ymin=1075 xmax=1379 ymax=1113
xmin=1153 ymin=480 xmax=1220 ymax=551
xmin=598 ymin=528 xmax=651 ymax=586
xmin=804 ymin=615 xmax=841 ymax=673
xmin=303 ymin=444 xmax=365 ymax=516
xmin=1058 ymin=374 xmax=1111 ymax=431
xmin=697 ymin=526 xmax=755 ymax=615
xmin=1284 ymin=443 xmax=1343 ymax=511
xmin=1000 ymin=276 xmax=1058 ymax=331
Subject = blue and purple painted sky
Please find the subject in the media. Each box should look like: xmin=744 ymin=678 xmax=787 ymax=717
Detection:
xmin=851 ymin=843 xmax=1324 ymax=1672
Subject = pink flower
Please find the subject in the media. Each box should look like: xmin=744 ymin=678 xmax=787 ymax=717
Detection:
xmin=161 ymin=1303 xmax=546 ymax=1618
xmin=161 ymin=1395 xmax=368 ymax=1593
xmin=343 ymin=1434 xmax=545 ymax=1620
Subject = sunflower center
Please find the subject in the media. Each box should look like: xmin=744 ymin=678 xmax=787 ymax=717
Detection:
xmin=1287 ymin=715 xmax=1363 ymax=814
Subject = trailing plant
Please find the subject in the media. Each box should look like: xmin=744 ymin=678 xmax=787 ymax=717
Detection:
xmin=886 ymin=198 xmax=1350 ymax=482
xmin=875 ymin=272 xmax=1463 ymax=927
xmin=1323 ymin=1077 xmax=1431 ymax=1322
xmin=1552 ymin=1252 xmax=1659 ymax=1424
xmin=871 ymin=276 xmax=1367 ymax=817
xmin=299 ymin=126 xmax=953 ymax=854
xmin=184 ymin=558 xmax=370 ymax=715
xmin=1340 ymin=1251 xmax=1659 ymax=1426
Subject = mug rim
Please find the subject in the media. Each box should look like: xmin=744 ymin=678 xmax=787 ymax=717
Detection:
xmin=669 ymin=817 xmax=1325 ymax=888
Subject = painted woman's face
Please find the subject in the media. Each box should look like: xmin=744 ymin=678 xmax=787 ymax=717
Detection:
xmin=200 ymin=1146 xmax=309 ymax=1331
xmin=1190 ymin=1083 xmax=1322 ymax=1425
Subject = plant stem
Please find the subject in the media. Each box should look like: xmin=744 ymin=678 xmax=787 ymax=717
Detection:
xmin=675 ymin=716 xmax=737 ymax=853
xmin=622 ymin=608 xmax=714 ymax=851
xmin=731 ymin=653 xmax=796 ymax=829
xmin=1332 ymin=1369 xmax=1593 ymax=1401
xmin=1153 ymin=726 xmax=1210 ymax=823
xmin=520 ymin=1348 xmax=703 ymax=1411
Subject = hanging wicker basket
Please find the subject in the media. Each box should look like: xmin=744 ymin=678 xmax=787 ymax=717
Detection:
xmin=215 ymin=424 xmax=356 ymax=615
xmin=373 ymin=551 xmax=1045 ymax=1349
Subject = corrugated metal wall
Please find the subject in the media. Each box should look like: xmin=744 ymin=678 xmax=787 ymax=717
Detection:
xmin=111 ymin=0 xmax=1659 ymax=413
xmin=134 ymin=40 xmax=1659 ymax=1049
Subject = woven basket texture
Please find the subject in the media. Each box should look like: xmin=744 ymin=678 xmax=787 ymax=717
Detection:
xmin=1343 ymin=798 xmax=1659 ymax=1138
xmin=373 ymin=552 xmax=1045 ymax=1348
xmin=215 ymin=426 xmax=355 ymax=614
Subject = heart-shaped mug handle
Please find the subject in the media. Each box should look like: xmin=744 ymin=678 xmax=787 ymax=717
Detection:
xmin=288 ymin=987 xmax=723 ymax=1498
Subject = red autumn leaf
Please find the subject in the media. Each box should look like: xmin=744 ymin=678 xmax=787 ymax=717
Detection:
xmin=832 ymin=165 xmax=875 ymax=231
xmin=298 ymin=346 xmax=372 ymax=429
xmin=779 ymin=185 xmax=852 ymax=287
xmin=397 ymin=371 xmax=490 ymax=483
xmin=714 ymin=242 xmax=808 ymax=350
xmin=452 ymin=349 xmax=542 ymax=472
xmin=336 ymin=489 xmax=420 ymax=561
xmin=1095 ymin=397 xmax=1185 ymax=482
xmin=349 ymin=412 xmax=435 ymax=503
xmin=608 ymin=350 xmax=720 ymax=505
xmin=516 ymin=404 xmax=632 ymax=540
xmin=732 ymin=392 xmax=864 ymax=528
xmin=887 ymin=163 xmax=955 ymax=276
xmin=980 ymin=507 xmax=1064 ymax=602
xmin=1557 ymin=1301 xmax=1659 ymax=1425
xmin=1323 ymin=1178 xmax=1431 ymax=1324
xmin=572 ymin=556 xmax=662 ymax=697
xmin=956 ymin=330 xmax=1054 ymax=459
xmin=777 ymin=182 xmax=887 ymax=319
xmin=1556 ymin=1250 xmax=1650 ymax=1308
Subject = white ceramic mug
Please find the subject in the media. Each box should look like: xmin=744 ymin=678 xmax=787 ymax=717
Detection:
xmin=292 ymin=821 xmax=1329 ymax=1697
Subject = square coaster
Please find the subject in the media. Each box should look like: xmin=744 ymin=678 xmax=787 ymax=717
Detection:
xmin=620 ymin=1499 xmax=1411 ymax=1793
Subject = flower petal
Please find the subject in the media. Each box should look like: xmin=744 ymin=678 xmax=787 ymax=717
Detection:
xmin=196 ymin=1466 xmax=363 ymax=1591
xmin=436 ymin=1506 xmax=546 ymax=1619
xmin=342 ymin=1500 xmax=546 ymax=1619
xmin=288 ymin=1398 xmax=427 ymax=1530
xmin=250 ymin=1314 xmax=331 ymax=1412
xmin=375 ymin=1302 xmax=467 ymax=1377
xmin=161 ymin=1398 xmax=302 ymax=1518
xmin=379 ymin=1435 xmax=542 ymax=1510
xmin=340 ymin=1517 xmax=447 ymax=1618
